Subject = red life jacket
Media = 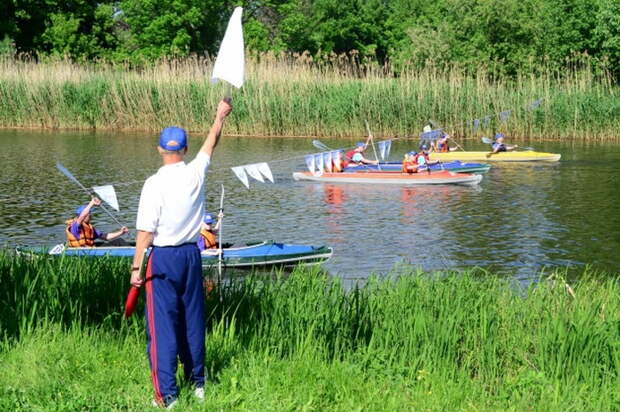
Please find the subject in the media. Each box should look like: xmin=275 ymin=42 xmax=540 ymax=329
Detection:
xmin=200 ymin=228 xmax=217 ymax=249
xmin=414 ymin=153 xmax=430 ymax=164
xmin=65 ymin=218 xmax=96 ymax=247
xmin=343 ymin=150 xmax=357 ymax=167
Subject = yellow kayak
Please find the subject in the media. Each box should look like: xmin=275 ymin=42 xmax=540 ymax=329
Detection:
xmin=429 ymin=151 xmax=561 ymax=162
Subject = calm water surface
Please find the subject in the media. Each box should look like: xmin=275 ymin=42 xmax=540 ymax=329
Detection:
xmin=1 ymin=129 xmax=619 ymax=281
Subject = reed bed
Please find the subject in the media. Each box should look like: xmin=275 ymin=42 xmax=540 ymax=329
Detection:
xmin=0 ymin=54 xmax=618 ymax=140
xmin=0 ymin=251 xmax=618 ymax=409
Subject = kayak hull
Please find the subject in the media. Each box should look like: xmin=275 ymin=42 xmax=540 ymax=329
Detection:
xmin=28 ymin=241 xmax=333 ymax=269
xmin=293 ymin=170 xmax=482 ymax=185
xmin=428 ymin=151 xmax=561 ymax=162
xmin=344 ymin=161 xmax=491 ymax=174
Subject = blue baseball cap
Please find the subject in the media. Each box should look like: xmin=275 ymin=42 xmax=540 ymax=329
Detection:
xmin=407 ymin=151 xmax=416 ymax=156
xmin=356 ymin=142 xmax=365 ymax=148
xmin=75 ymin=205 xmax=94 ymax=216
xmin=159 ymin=127 xmax=187 ymax=151
xmin=203 ymin=213 xmax=214 ymax=224
xmin=419 ymin=143 xmax=430 ymax=151
xmin=495 ymin=133 xmax=504 ymax=140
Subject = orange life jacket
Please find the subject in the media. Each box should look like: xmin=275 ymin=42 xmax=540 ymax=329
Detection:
xmin=437 ymin=140 xmax=450 ymax=152
xmin=200 ymin=228 xmax=217 ymax=249
xmin=402 ymin=159 xmax=419 ymax=173
xmin=65 ymin=218 xmax=96 ymax=247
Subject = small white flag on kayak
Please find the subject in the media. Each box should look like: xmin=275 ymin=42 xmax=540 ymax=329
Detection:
xmin=315 ymin=153 xmax=324 ymax=171
xmin=323 ymin=152 xmax=332 ymax=172
xmin=305 ymin=155 xmax=315 ymax=173
xmin=377 ymin=140 xmax=391 ymax=160
xmin=314 ymin=153 xmax=324 ymax=176
xmin=257 ymin=162 xmax=274 ymax=183
xmin=244 ymin=164 xmax=264 ymax=183
xmin=333 ymin=151 xmax=342 ymax=171
xmin=92 ymin=185 xmax=119 ymax=211
xmin=231 ymin=166 xmax=250 ymax=189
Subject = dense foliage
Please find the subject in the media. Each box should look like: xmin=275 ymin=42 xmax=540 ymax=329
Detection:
xmin=2 ymin=0 xmax=620 ymax=79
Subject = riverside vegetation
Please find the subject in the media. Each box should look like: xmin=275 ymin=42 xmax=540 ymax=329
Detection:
xmin=1 ymin=54 xmax=619 ymax=140
xmin=0 ymin=252 xmax=618 ymax=410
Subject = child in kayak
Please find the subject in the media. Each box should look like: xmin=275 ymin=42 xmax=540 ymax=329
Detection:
xmin=436 ymin=133 xmax=457 ymax=152
xmin=343 ymin=136 xmax=379 ymax=168
xmin=401 ymin=151 xmax=419 ymax=173
xmin=402 ymin=145 xmax=440 ymax=173
xmin=197 ymin=211 xmax=223 ymax=254
xmin=491 ymin=133 xmax=518 ymax=153
xmin=65 ymin=197 xmax=128 ymax=247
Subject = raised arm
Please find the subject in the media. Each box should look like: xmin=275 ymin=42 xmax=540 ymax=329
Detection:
xmin=200 ymin=99 xmax=233 ymax=157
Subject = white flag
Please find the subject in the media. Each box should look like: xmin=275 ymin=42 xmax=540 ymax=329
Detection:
xmin=245 ymin=164 xmax=264 ymax=183
xmin=378 ymin=141 xmax=388 ymax=160
xmin=305 ymin=155 xmax=315 ymax=173
xmin=231 ymin=166 xmax=250 ymax=189
xmin=333 ymin=151 xmax=342 ymax=171
xmin=92 ymin=185 xmax=119 ymax=211
xmin=257 ymin=162 xmax=274 ymax=183
xmin=315 ymin=153 xmax=324 ymax=172
xmin=323 ymin=152 xmax=332 ymax=172
xmin=211 ymin=7 xmax=245 ymax=89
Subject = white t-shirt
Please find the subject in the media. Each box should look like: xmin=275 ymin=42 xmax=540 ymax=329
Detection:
xmin=136 ymin=152 xmax=210 ymax=247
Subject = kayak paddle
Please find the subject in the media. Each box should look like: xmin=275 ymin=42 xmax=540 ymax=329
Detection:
xmin=56 ymin=162 xmax=125 ymax=227
xmin=312 ymin=140 xmax=333 ymax=151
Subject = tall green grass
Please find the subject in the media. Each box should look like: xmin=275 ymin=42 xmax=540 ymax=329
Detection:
xmin=0 ymin=54 xmax=618 ymax=139
xmin=0 ymin=251 xmax=618 ymax=409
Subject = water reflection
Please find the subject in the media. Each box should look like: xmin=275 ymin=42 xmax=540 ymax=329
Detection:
xmin=0 ymin=129 xmax=619 ymax=281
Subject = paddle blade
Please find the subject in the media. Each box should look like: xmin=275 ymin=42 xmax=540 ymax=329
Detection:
xmin=481 ymin=136 xmax=493 ymax=144
xmin=312 ymin=140 xmax=330 ymax=151
xmin=56 ymin=162 xmax=81 ymax=187
xmin=212 ymin=7 xmax=244 ymax=89
xmin=92 ymin=185 xmax=119 ymax=211
xmin=124 ymin=286 xmax=140 ymax=319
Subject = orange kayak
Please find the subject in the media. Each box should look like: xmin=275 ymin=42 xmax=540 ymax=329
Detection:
xmin=292 ymin=170 xmax=482 ymax=185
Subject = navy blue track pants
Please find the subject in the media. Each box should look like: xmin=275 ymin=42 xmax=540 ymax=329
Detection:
xmin=145 ymin=243 xmax=205 ymax=402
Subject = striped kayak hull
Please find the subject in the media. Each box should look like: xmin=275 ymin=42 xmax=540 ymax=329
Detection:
xmin=344 ymin=160 xmax=491 ymax=173
xmin=428 ymin=151 xmax=561 ymax=162
xmin=29 ymin=241 xmax=333 ymax=269
xmin=293 ymin=170 xmax=482 ymax=185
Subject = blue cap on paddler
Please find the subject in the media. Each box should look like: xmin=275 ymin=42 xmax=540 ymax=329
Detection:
xmin=495 ymin=133 xmax=504 ymax=141
xmin=356 ymin=142 xmax=365 ymax=148
xmin=159 ymin=126 xmax=187 ymax=151
xmin=75 ymin=204 xmax=94 ymax=216
xmin=203 ymin=213 xmax=215 ymax=224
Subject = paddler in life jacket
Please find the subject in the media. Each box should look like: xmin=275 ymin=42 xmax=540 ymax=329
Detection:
xmin=404 ymin=143 xmax=441 ymax=173
xmin=402 ymin=151 xmax=419 ymax=173
xmin=491 ymin=133 xmax=518 ymax=153
xmin=343 ymin=136 xmax=379 ymax=168
xmin=65 ymin=197 xmax=128 ymax=247
xmin=436 ymin=132 xmax=457 ymax=152
xmin=197 ymin=211 xmax=223 ymax=254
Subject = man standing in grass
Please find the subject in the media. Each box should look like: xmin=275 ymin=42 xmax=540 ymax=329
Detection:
xmin=130 ymin=99 xmax=232 ymax=408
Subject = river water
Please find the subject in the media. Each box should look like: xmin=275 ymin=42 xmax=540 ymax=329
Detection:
xmin=1 ymin=129 xmax=619 ymax=282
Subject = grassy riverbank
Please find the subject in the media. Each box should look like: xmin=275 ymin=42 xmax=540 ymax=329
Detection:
xmin=1 ymin=54 xmax=619 ymax=140
xmin=1 ymin=252 xmax=618 ymax=410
